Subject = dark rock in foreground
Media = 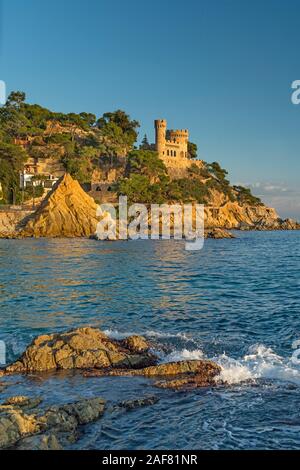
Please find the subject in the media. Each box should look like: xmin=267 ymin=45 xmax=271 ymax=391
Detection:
xmin=0 ymin=396 xmax=106 ymax=450
xmin=0 ymin=393 xmax=161 ymax=450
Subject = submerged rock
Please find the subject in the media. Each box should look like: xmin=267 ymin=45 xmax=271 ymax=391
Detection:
xmin=204 ymin=228 xmax=235 ymax=239
xmin=0 ymin=396 xmax=106 ymax=450
xmin=3 ymin=396 xmax=42 ymax=409
xmin=84 ymin=359 xmax=221 ymax=390
xmin=5 ymin=327 xmax=157 ymax=374
xmin=15 ymin=433 xmax=63 ymax=450
xmin=116 ymin=396 xmax=159 ymax=410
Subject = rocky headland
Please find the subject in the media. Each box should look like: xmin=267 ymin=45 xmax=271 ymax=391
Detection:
xmin=0 ymin=173 xmax=298 ymax=240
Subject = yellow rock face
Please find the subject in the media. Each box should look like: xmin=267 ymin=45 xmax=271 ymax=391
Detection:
xmin=5 ymin=327 xmax=156 ymax=373
xmin=21 ymin=173 xmax=100 ymax=238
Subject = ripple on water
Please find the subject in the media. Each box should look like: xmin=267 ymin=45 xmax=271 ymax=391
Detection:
xmin=0 ymin=231 xmax=300 ymax=449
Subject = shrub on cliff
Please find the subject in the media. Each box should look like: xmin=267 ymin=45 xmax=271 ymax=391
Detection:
xmin=167 ymin=178 xmax=209 ymax=203
xmin=116 ymin=150 xmax=168 ymax=204
xmin=233 ymin=185 xmax=263 ymax=206
xmin=125 ymin=150 xmax=168 ymax=182
xmin=187 ymin=141 xmax=198 ymax=159
xmin=116 ymin=150 xmax=210 ymax=204
xmin=0 ymin=142 xmax=27 ymax=203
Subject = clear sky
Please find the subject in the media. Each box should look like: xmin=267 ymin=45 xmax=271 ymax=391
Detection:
xmin=0 ymin=0 xmax=299 ymax=218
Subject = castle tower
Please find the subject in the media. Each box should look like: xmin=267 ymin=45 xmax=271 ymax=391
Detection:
xmin=168 ymin=129 xmax=189 ymax=145
xmin=154 ymin=119 xmax=167 ymax=156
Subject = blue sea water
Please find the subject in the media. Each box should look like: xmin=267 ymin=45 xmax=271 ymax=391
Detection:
xmin=0 ymin=231 xmax=300 ymax=449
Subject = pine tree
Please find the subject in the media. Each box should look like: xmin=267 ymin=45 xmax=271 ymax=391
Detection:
xmin=140 ymin=134 xmax=150 ymax=150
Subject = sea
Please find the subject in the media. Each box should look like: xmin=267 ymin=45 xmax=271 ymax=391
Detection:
xmin=0 ymin=231 xmax=300 ymax=449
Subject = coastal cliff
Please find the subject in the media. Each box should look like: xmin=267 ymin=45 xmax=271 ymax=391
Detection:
xmin=19 ymin=174 xmax=100 ymax=238
xmin=0 ymin=209 xmax=33 ymax=237
xmin=0 ymin=93 xmax=298 ymax=237
xmin=204 ymin=200 xmax=298 ymax=230
xmin=0 ymin=172 xmax=298 ymax=239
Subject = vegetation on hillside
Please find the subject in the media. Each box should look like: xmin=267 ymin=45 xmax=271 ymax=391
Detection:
xmin=116 ymin=151 xmax=262 ymax=206
xmin=0 ymin=91 xmax=140 ymax=202
xmin=0 ymin=91 xmax=262 ymax=207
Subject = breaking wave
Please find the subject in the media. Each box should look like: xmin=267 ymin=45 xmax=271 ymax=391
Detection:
xmin=215 ymin=344 xmax=300 ymax=386
xmin=165 ymin=344 xmax=300 ymax=386
xmin=103 ymin=329 xmax=300 ymax=387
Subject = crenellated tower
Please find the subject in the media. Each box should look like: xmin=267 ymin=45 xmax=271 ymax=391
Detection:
xmin=154 ymin=119 xmax=167 ymax=156
xmin=154 ymin=119 xmax=189 ymax=159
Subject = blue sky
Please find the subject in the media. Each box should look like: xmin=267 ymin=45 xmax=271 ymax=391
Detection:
xmin=0 ymin=0 xmax=299 ymax=218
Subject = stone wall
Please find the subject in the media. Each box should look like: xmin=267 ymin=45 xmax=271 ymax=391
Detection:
xmin=161 ymin=157 xmax=204 ymax=179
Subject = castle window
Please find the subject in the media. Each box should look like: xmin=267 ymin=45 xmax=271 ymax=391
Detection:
xmin=170 ymin=150 xmax=173 ymax=156
xmin=167 ymin=150 xmax=169 ymax=156
xmin=174 ymin=151 xmax=176 ymax=156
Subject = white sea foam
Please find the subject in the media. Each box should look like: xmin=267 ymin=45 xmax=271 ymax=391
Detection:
xmin=216 ymin=355 xmax=254 ymax=384
xmin=153 ymin=342 xmax=300 ymax=387
xmin=215 ymin=344 xmax=300 ymax=386
xmin=146 ymin=330 xmax=195 ymax=342
xmin=103 ymin=330 xmax=300 ymax=387
xmin=163 ymin=348 xmax=204 ymax=362
xmin=103 ymin=328 xmax=195 ymax=342
xmin=103 ymin=329 xmax=134 ymax=340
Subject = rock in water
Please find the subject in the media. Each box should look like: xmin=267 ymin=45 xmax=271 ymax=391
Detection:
xmin=84 ymin=359 xmax=222 ymax=390
xmin=116 ymin=396 xmax=159 ymax=410
xmin=5 ymin=327 xmax=157 ymax=373
xmin=205 ymin=228 xmax=235 ymax=239
xmin=121 ymin=335 xmax=150 ymax=353
xmin=15 ymin=433 xmax=63 ymax=451
xmin=20 ymin=173 xmax=100 ymax=238
xmin=0 ymin=396 xmax=106 ymax=449
xmin=3 ymin=326 xmax=222 ymax=391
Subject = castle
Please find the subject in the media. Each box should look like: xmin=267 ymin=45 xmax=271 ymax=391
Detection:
xmin=154 ymin=119 xmax=189 ymax=160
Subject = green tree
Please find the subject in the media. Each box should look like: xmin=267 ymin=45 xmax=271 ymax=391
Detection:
xmin=0 ymin=142 xmax=27 ymax=203
xmin=188 ymin=141 xmax=197 ymax=159
xmin=0 ymin=106 xmax=31 ymax=139
xmin=140 ymin=134 xmax=151 ymax=150
xmin=61 ymin=145 xmax=97 ymax=183
xmin=115 ymin=150 xmax=168 ymax=203
xmin=97 ymin=110 xmax=140 ymax=146
xmin=126 ymin=149 xmax=167 ymax=182
xmin=233 ymin=185 xmax=263 ymax=206
xmin=207 ymin=162 xmax=229 ymax=182
xmin=167 ymin=178 xmax=209 ymax=203
xmin=79 ymin=112 xmax=96 ymax=127
xmin=6 ymin=91 xmax=26 ymax=109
